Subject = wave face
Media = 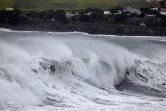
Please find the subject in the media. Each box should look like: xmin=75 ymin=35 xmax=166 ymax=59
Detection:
xmin=0 ymin=30 xmax=166 ymax=110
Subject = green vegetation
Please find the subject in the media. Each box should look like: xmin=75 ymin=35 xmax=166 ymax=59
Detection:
xmin=0 ymin=1 xmax=15 ymax=10
xmin=26 ymin=9 xmax=67 ymax=23
xmin=21 ymin=7 xmax=129 ymax=24
xmin=0 ymin=9 xmax=29 ymax=25
xmin=1 ymin=6 xmax=165 ymax=27
xmin=0 ymin=0 xmax=117 ymax=11
xmin=0 ymin=7 xmax=166 ymax=36
xmin=0 ymin=0 xmax=150 ymax=11
xmin=117 ymin=0 xmax=149 ymax=9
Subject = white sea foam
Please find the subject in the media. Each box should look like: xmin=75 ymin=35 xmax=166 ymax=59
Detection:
xmin=0 ymin=29 xmax=166 ymax=110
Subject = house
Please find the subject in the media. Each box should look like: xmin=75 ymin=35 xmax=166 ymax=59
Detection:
xmin=66 ymin=12 xmax=78 ymax=18
xmin=66 ymin=13 xmax=77 ymax=18
xmin=147 ymin=0 xmax=164 ymax=3
xmin=6 ymin=8 xmax=13 ymax=11
xmin=160 ymin=8 xmax=166 ymax=15
xmin=149 ymin=0 xmax=165 ymax=8
xmin=150 ymin=1 xmax=161 ymax=8
xmin=109 ymin=10 xmax=122 ymax=15
xmin=123 ymin=9 xmax=130 ymax=15
xmin=123 ymin=7 xmax=141 ymax=15
xmin=151 ymin=8 xmax=159 ymax=10
xmin=104 ymin=11 xmax=110 ymax=15
xmin=149 ymin=0 xmax=166 ymax=15
xmin=86 ymin=12 xmax=92 ymax=16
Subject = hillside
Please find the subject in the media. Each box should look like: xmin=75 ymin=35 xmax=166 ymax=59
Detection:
xmin=118 ymin=0 xmax=149 ymax=9
xmin=0 ymin=0 xmax=149 ymax=11
xmin=0 ymin=0 xmax=117 ymax=11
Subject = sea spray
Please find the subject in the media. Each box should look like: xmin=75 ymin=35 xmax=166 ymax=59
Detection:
xmin=0 ymin=30 xmax=166 ymax=107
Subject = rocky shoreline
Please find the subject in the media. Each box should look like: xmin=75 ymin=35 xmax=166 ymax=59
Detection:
xmin=1 ymin=21 xmax=166 ymax=36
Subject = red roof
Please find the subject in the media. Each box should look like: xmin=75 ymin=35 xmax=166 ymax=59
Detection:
xmin=150 ymin=1 xmax=166 ymax=8
xmin=150 ymin=2 xmax=162 ymax=8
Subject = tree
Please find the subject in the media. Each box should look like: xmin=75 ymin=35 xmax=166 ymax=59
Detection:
xmin=71 ymin=10 xmax=76 ymax=14
xmin=53 ymin=10 xmax=67 ymax=23
xmin=149 ymin=10 xmax=161 ymax=17
xmin=130 ymin=13 xmax=138 ymax=18
xmin=26 ymin=11 xmax=38 ymax=18
xmin=78 ymin=8 xmax=104 ymax=23
xmin=70 ymin=15 xmax=77 ymax=22
xmin=113 ymin=12 xmax=127 ymax=23
xmin=78 ymin=10 xmax=90 ymax=22
xmin=89 ymin=8 xmax=104 ymax=22
xmin=140 ymin=7 xmax=150 ymax=17
xmin=0 ymin=9 xmax=29 ymax=25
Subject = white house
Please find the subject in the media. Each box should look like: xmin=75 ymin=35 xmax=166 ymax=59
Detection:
xmin=106 ymin=10 xmax=122 ymax=15
xmin=66 ymin=14 xmax=77 ymax=18
xmin=151 ymin=8 xmax=159 ymax=10
xmin=66 ymin=12 xmax=78 ymax=18
xmin=146 ymin=0 xmax=164 ymax=2
xmin=123 ymin=7 xmax=141 ymax=15
xmin=160 ymin=8 xmax=166 ymax=15
xmin=6 ymin=8 xmax=13 ymax=11
xmin=104 ymin=11 xmax=110 ymax=15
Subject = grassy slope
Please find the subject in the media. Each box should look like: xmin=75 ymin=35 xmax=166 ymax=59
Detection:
xmin=0 ymin=0 xmax=149 ymax=11
xmin=118 ymin=0 xmax=149 ymax=9
xmin=0 ymin=0 xmax=117 ymax=11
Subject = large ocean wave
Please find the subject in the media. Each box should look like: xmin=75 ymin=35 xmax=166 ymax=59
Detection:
xmin=0 ymin=29 xmax=166 ymax=110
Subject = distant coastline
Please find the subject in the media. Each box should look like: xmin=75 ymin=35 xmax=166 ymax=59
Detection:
xmin=1 ymin=6 xmax=166 ymax=36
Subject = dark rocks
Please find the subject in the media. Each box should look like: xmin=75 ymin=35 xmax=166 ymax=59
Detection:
xmin=50 ymin=65 xmax=56 ymax=73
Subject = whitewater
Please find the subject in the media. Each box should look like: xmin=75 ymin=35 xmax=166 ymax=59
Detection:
xmin=0 ymin=28 xmax=166 ymax=111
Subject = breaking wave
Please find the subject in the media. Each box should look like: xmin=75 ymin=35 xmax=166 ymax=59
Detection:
xmin=0 ymin=31 xmax=166 ymax=107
